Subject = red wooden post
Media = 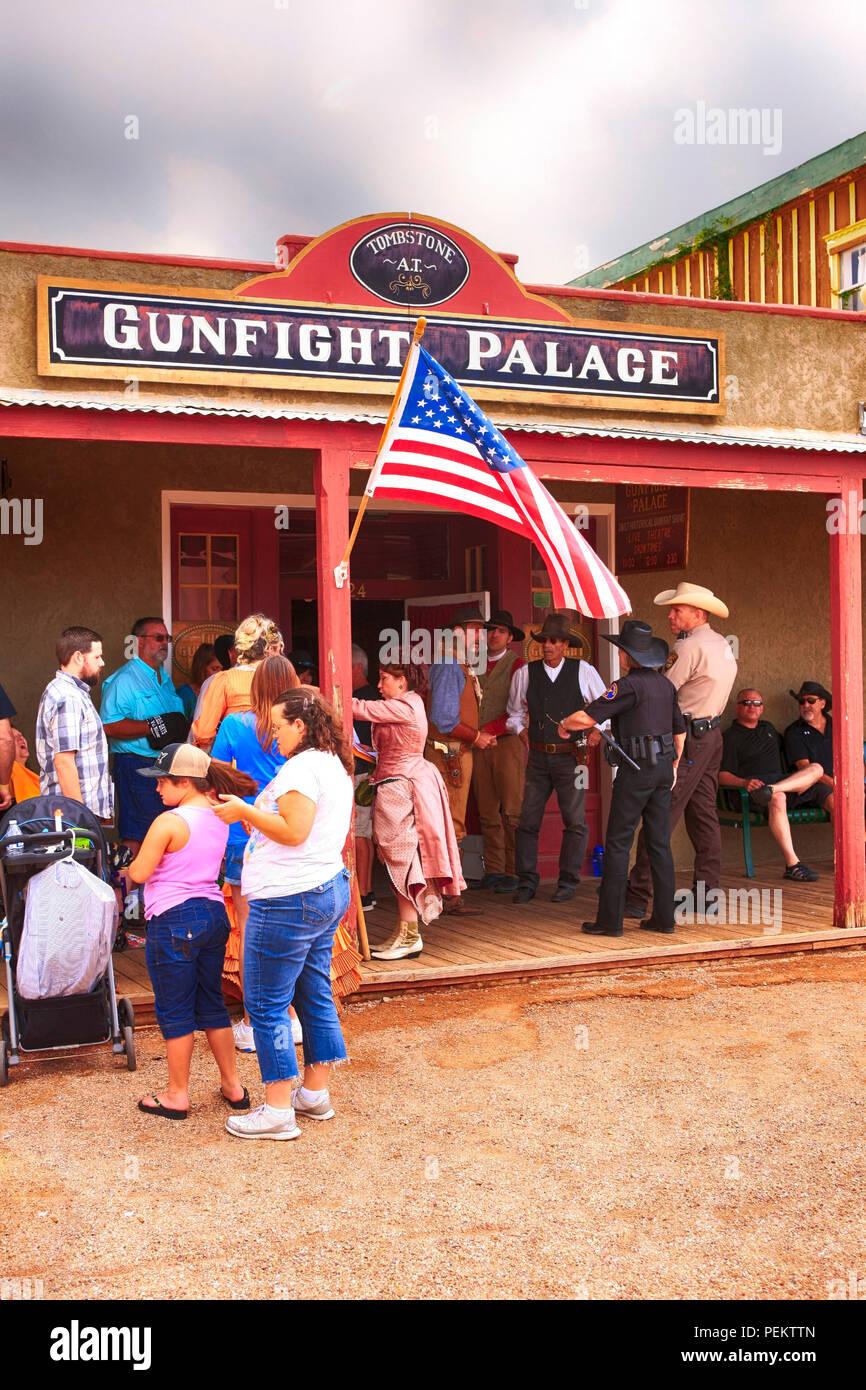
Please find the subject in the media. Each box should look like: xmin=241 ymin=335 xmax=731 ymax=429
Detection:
xmin=314 ymin=446 xmax=363 ymax=951
xmin=314 ymin=448 xmax=353 ymax=736
xmin=829 ymin=474 xmax=866 ymax=927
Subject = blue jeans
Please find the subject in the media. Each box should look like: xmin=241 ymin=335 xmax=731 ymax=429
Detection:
xmin=145 ymin=897 xmax=232 ymax=1040
xmin=223 ymin=842 xmax=245 ymax=886
xmin=114 ymin=752 xmax=164 ymax=842
xmin=243 ymin=869 xmax=351 ymax=1084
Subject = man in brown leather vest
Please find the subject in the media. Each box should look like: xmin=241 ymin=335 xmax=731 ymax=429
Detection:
xmin=470 ymin=610 xmax=527 ymax=891
xmin=426 ymin=605 xmax=491 ymax=917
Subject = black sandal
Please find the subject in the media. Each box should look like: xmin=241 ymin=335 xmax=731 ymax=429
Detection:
xmin=783 ymin=862 xmax=819 ymax=883
xmin=220 ymin=1086 xmax=251 ymax=1111
xmin=138 ymin=1095 xmax=188 ymax=1120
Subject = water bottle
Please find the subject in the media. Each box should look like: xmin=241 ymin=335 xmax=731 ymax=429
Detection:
xmin=4 ymin=820 xmax=24 ymax=857
xmin=592 ymin=845 xmax=604 ymax=877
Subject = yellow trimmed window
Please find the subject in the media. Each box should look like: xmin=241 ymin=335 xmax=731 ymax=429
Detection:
xmin=825 ymin=218 xmax=866 ymax=311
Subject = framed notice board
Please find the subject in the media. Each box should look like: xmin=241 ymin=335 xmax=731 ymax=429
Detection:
xmin=615 ymin=485 xmax=690 ymax=574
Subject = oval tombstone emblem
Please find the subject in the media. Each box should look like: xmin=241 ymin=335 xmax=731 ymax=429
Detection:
xmin=349 ymin=222 xmax=470 ymax=307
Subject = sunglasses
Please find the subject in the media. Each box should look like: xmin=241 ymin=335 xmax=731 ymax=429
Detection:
xmin=798 ymin=697 xmax=821 ymax=705
xmin=737 ymin=699 xmax=763 ymax=707
xmin=144 ymin=633 xmax=171 ymax=642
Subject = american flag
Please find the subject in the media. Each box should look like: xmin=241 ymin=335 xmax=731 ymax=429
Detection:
xmin=365 ymin=344 xmax=631 ymax=619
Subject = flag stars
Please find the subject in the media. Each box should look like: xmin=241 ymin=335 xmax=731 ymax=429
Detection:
xmin=425 ymin=409 xmax=434 ymax=417
xmin=433 ymin=419 xmax=442 ymax=428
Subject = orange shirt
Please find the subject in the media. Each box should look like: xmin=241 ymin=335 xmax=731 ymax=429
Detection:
xmin=192 ymin=666 xmax=256 ymax=746
xmin=12 ymin=762 xmax=40 ymax=802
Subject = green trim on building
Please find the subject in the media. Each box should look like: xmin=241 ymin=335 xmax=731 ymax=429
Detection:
xmin=569 ymin=130 xmax=866 ymax=289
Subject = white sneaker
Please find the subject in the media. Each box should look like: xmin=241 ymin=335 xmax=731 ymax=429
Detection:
xmin=370 ymin=921 xmax=423 ymax=960
xmin=292 ymin=1088 xmax=335 ymax=1121
xmin=233 ymin=1020 xmax=256 ymax=1052
xmin=290 ymin=1013 xmax=303 ymax=1045
xmin=225 ymin=1103 xmax=301 ymax=1141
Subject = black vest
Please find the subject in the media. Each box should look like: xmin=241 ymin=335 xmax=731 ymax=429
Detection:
xmin=527 ymin=658 xmax=584 ymax=741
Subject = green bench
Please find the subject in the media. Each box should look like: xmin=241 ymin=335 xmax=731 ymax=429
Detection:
xmin=716 ymin=787 xmax=830 ymax=878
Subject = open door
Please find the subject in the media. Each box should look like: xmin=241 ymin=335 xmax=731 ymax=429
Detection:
xmin=405 ymin=591 xmax=491 ymax=639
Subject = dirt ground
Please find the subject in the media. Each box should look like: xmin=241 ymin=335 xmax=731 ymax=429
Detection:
xmin=1 ymin=947 xmax=865 ymax=1301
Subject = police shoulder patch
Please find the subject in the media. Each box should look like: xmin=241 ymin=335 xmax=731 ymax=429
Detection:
xmin=602 ymin=682 xmax=618 ymax=700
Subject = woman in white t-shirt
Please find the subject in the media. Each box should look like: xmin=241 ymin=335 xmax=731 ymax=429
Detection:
xmin=213 ymin=688 xmax=353 ymax=1141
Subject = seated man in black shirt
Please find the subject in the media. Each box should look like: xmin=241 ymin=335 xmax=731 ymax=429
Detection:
xmin=784 ymin=682 xmax=835 ymax=821
xmin=719 ymin=688 xmax=824 ymax=882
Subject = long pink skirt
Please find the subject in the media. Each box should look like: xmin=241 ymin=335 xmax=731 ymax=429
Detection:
xmin=373 ymin=777 xmax=443 ymax=925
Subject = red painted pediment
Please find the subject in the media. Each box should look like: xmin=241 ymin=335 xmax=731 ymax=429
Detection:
xmin=235 ymin=212 xmax=571 ymax=324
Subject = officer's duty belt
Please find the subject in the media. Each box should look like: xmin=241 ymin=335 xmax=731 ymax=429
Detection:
xmin=682 ymin=714 xmax=720 ymax=738
xmin=621 ymin=733 xmax=675 ymax=761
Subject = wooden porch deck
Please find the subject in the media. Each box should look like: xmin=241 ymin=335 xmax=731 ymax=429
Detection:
xmin=4 ymin=857 xmax=862 ymax=1027
xmin=357 ymin=857 xmax=865 ymax=994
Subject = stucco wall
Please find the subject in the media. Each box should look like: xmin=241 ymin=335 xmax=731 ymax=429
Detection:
xmin=3 ymin=249 xmax=865 ymax=439
xmin=0 ymin=437 xmax=314 ymax=727
xmin=547 ymin=293 xmax=866 ymax=437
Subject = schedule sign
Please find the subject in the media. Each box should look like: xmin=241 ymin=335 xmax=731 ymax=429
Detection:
xmin=615 ymin=484 xmax=690 ymax=573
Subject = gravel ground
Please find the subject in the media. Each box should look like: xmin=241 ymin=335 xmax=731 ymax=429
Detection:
xmin=1 ymin=947 xmax=865 ymax=1301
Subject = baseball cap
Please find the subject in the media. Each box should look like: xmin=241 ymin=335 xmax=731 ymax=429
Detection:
xmin=137 ymin=743 xmax=211 ymax=778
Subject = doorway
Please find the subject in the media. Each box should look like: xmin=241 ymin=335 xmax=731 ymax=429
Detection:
xmin=351 ymin=599 xmax=405 ymax=680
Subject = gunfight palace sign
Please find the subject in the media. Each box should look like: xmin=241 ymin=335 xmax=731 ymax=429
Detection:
xmin=37 ymin=215 xmax=723 ymax=413
xmin=40 ymin=281 xmax=722 ymax=411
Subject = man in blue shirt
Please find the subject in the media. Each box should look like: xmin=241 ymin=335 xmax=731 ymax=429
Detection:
xmin=101 ymin=616 xmax=188 ymax=850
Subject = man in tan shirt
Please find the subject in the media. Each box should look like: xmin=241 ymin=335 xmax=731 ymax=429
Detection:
xmin=626 ymin=582 xmax=737 ymax=917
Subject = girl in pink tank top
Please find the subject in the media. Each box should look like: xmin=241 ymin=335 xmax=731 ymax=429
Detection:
xmin=127 ymin=743 xmax=258 ymax=1121
xmin=144 ymin=804 xmax=229 ymax=919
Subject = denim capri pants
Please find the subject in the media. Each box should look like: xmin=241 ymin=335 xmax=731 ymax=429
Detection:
xmin=222 ymin=842 xmax=246 ymax=887
xmin=145 ymin=897 xmax=232 ymax=1040
xmin=243 ymin=868 xmax=351 ymax=1083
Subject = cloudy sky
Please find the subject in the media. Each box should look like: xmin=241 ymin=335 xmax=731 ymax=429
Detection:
xmin=3 ymin=0 xmax=865 ymax=285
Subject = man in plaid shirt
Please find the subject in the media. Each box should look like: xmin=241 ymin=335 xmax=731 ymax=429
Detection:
xmin=36 ymin=627 xmax=113 ymax=820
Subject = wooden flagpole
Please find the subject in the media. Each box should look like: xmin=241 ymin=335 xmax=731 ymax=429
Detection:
xmin=333 ymin=315 xmax=427 ymax=588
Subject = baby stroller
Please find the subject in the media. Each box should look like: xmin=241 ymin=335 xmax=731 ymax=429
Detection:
xmin=0 ymin=794 xmax=136 ymax=1085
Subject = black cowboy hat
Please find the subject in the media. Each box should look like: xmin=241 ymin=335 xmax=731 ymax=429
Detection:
xmin=530 ymin=609 xmax=582 ymax=644
xmin=449 ymin=604 xmax=487 ymax=626
xmin=485 ymin=609 xmax=525 ymax=643
xmin=790 ymin=681 xmax=831 ymax=713
xmin=603 ymin=619 xmax=669 ymax=669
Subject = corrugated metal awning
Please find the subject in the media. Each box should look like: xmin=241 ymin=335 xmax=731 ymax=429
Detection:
xmin=2 ymin=386 xmax=865 ymax=455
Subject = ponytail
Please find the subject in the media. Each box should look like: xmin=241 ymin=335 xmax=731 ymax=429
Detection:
xmin=179 ymin=759 xmax=258 ymax=799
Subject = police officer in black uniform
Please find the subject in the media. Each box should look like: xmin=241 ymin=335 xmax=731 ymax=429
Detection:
xmin=558 ymin=620 xmax=686 ymax=938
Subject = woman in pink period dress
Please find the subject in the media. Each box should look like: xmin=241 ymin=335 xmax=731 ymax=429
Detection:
xmin=351 ymin=663 xmax=465 ymax=960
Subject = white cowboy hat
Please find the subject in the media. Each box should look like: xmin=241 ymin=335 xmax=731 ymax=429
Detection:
xmin=653 ymin=581 xmax=729 ymax=620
